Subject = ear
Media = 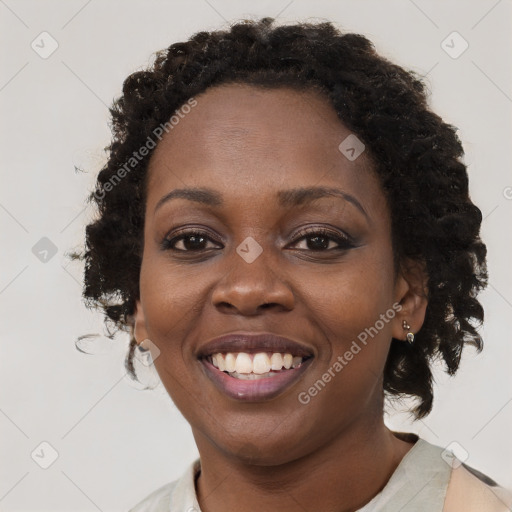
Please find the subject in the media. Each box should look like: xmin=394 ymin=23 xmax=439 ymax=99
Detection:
xmin=392 ymin=258 xmax=429 ymax=341
xmin=132 ymin=299 xmax=149 ymax=344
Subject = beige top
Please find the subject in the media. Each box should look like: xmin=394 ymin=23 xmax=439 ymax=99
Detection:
xmin=129 ymin=433 xmax=512 ymax=511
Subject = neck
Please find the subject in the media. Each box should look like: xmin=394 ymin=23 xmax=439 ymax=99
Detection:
xmin=194 ymin=415 xmax=415 ymax=512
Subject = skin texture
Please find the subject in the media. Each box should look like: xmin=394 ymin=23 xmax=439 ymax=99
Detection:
xmin=133 ymin=84 xmax=428 ymax=512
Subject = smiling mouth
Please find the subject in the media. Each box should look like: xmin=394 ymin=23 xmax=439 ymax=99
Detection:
xmin=207 ymin=351 xmax=312 ymax=380
xmin=197 ymin=332 xmax=314 ymax=400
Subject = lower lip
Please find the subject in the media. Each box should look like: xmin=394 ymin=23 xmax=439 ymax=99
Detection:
xmin=200 ymin=358 xmax=313 ymax=401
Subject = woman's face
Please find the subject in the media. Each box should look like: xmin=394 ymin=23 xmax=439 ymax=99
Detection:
xmin=134 ymin=84 xmax=414 ymax=464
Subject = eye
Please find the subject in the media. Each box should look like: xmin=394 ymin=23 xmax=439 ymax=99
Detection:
xmin=290 ymin=227 xmax=355 ymax=251
xmin=161 ymin=230 xmax=221 ymax=252
xmin=161 ymin=226 xmax=355 ymax=253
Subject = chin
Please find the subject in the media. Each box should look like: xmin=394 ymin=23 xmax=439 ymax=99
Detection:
xmin=213 ymin=432 xmax=308 ymax=467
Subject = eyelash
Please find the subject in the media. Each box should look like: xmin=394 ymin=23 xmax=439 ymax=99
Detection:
xmin=161 ymin=227 xmax=355 ymax=253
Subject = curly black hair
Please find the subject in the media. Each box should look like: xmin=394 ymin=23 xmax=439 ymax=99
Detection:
xmin=71 ymin=17 xmax=487 ymax=420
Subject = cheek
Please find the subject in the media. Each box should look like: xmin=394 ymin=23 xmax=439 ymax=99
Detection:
xmin=301 ymin=249 xmax=397 ymax=398
xmin=138 ymin=255 xmax=205 ymax=362
xmin=139 ymin=257 xmax=210 ymax=414
xmin=310 ymin=253 xmax=395 ymax=338
xmin=291 ymin=271 xmax=396 ymax=453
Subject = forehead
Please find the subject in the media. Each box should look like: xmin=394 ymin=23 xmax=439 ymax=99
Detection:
xmin=145 ymin=84 xmax=384 ymax=216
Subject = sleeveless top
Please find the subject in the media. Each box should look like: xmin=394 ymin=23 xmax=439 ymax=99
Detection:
xmin=129 ymin=433 xmax=512 ymax=511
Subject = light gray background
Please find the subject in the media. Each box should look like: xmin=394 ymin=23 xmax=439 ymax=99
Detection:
xmin=1 ymin=1 xmax=511 ymax=510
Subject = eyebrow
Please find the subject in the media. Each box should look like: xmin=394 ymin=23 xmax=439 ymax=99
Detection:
xmin=154 ymin=186 xmax=369 ymax=219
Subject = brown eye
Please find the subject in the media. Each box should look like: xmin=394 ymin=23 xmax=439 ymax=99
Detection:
xmin=291 ymin=228 xmax=355 ymax=251
xmin=161 ymin=230 xmax=221 ymax=252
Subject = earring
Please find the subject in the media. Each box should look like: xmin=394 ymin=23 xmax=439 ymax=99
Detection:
xmin=135 ymin=339 xmax=153 ymax=366
xmin=129 ymin=338 xmax=161 ymax=390
xmin=402 ymin=320 xmax=415 ymax=345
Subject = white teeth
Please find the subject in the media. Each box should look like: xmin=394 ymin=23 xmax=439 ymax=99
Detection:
xmin=229 ymin=371 xmax=280 ymax=380
xmin=252 ymin=353 xmax=271 ymax=374
xmin=210 ymin=351 xmax=305 ymax=375
xmin=235 ymin=353 xmax=253 ymax=374
xmin=270 ymin=353 xmax=283 ymax=370
xmin=224 ymin=353 xmax=236 ymax=373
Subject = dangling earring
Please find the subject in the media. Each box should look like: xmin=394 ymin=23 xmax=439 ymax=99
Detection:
xmin=402 ymin=320 xmax=415 ymax=345
xmin=135 ymin=338 xmax=154 ymax=366
xmin=129 ymin=338 xmax=161 ymax=390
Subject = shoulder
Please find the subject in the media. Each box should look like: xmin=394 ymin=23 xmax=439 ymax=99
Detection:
xmin=128 ymin=480 xmax=177 ymax=512
xmin=443 ymin=461 xmax=512 ymax=512
xmin=128 ymin=458 xmax=201 ymax=512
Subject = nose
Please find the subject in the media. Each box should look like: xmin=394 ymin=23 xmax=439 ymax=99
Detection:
xmin=211 ymin=244 xmax=295 ymax=316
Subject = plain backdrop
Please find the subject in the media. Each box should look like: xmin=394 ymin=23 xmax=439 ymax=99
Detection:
xmin=1 ymin=1 xmax=511 ymax=510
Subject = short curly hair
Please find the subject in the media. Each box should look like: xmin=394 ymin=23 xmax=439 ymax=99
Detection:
xmin=72 ymin=17 xmax=487 ymax=419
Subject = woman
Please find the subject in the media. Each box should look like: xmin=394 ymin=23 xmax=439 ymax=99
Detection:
xmin=73 ymin=17 xmax=512 ymax=512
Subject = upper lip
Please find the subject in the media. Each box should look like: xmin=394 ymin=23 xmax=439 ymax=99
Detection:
xmin=197 ymin=332 xmax=314 ymax=359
